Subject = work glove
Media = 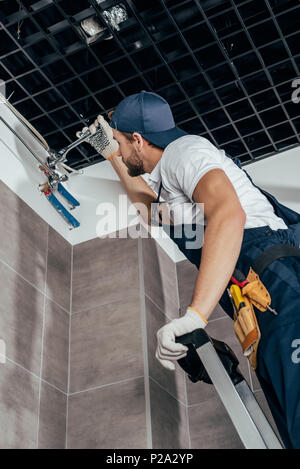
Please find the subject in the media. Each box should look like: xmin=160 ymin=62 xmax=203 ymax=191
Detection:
xmin=76 ymin=115 xmax=119 ymax=160
xmin=156 ymin=307 xmax=208 ymax=371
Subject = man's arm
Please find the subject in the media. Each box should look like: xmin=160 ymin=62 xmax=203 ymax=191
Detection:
xmin=110 ymin=154 xmax=173 ymax=226
xmin=190 ymin=168 xmax=246 ymax=321
xmin=110 ymin=153 xmax=157 ymax=225
xmin=77 ymin=115 xmax=159 ymax=225
xmin=156 ymin=168 xmax=246 ymax=370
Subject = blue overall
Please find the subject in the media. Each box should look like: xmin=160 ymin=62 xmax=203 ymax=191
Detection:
xmin=155 ymin=155 xmax=300 ymax=449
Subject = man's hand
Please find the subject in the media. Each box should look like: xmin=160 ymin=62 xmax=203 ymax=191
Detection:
xmin=76 ymin=115 xmax=119 ymax=160
xmin=155 ymin=307 xmax=207 ymax=370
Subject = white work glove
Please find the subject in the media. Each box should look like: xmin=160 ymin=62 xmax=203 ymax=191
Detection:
xmin=156 ymin=307 xmax=208 ymax=371
xmin=76 ymin=115 xmax=119 ymax=160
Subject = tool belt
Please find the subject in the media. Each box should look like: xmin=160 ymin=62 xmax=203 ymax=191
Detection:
xmin=230 ymin=243 xmax=300 ymax=371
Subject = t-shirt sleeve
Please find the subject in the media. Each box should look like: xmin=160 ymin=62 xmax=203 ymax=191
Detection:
xmin=163 ymin=142 xmax=222 ymax=201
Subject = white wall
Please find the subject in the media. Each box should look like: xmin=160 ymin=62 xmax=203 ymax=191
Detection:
xmin=244 ymin=150 xmax=300 ymax=214
xmin=1 ymin=103 xmax=300 ymax=262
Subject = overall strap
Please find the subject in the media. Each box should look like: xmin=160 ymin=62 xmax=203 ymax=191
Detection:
xmin=157 ymin=180 xmax=163 ymax=202
xmin=151 ymin=181 xmax=163 ymax=227
xmin=252 ymin=244 xmax=300 ymax=277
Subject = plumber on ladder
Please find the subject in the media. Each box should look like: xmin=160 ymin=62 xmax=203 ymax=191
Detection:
xmin=76 ymin=91 xmax=300 ymax=449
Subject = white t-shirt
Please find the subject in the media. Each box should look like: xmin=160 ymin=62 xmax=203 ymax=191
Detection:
xmin=145 ymin=135 xmax=288 ymax=231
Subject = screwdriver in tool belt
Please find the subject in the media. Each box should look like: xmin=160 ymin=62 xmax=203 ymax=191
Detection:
xmin=227 ymin=288 xmax=237 ymax=316
xmin=231 ymin=268 xmax=278 ymax=315
xmin=231 ymin=268 xmax=250 ymax=288
xmin=230 ymin=284 xmax=245 ymax=313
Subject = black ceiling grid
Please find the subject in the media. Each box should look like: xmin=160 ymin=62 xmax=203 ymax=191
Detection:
xmin=1 ymin=3 xmax=105 ymax=167
xmin=0 ymin=1 xmax=300 ymax=170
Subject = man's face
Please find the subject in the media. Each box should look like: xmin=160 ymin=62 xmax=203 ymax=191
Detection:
xmin=112 ymin=129 xmax=145 ymax=177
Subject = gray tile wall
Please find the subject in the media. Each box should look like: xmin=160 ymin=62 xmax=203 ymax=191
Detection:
xmin=141 ymin=236 xmax=190 ymax=448
xmin=0 ymin=181 xmax=275 ymax=449
xmin=142 ymin=236 xmax=179 ymax=320
xmin=72 ymin=235 xmax=140 ymax=314
xmin=0 ymin=192 xmax=148 ymax=449
xmin=0 ymin=181 xmax=70 ymax=449
xmin=38 ymin=382 xmax=67 ymax=449
xmin=67 ymin=234 xmax=146 ymax=449
xmin=68 ymin=377 xmax=147 ymax=449
xmin=67 ymin=229 xmax=275 ymax=449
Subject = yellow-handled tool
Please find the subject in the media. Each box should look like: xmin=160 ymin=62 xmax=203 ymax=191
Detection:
xmin=230 ymin=283 xmax=260 ymax=362
xmin=230 ymin=284 xmax=245 ymax=312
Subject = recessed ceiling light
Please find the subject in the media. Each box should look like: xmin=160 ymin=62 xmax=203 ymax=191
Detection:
xmin=80 ymin=16 xmax=107 ymax=44
xmin=98 ymin=2 xmax=128 ymax=31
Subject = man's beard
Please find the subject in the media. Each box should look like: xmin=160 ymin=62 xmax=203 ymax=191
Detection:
xmin=125 ymin=149 xmax=145 ymax=177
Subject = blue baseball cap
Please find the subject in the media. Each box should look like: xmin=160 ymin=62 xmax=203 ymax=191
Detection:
xmin=109 ymin=90 xmax=187 ymax=149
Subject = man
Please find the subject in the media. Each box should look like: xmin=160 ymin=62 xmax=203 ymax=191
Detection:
xmin=77 ymin=91 xmax=300 ymax=448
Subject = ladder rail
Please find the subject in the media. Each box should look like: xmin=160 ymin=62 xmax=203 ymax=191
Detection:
xmin=177 ymin=329 xmax=283 ymax=449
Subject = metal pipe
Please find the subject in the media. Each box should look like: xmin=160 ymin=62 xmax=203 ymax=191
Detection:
xmin=0 ymin=116 xmax=59 ymax=180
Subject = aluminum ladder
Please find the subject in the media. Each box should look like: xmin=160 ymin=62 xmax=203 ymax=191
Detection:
xmin=176 ymin=329 xmax=283 ymax=449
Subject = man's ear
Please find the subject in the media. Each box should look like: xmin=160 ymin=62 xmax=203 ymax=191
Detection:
xmin=132 ymin=132 xmax=144 ymax=150
xmin=107 ymin=109 xmax=115 ymax=121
